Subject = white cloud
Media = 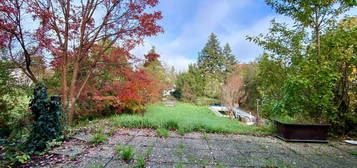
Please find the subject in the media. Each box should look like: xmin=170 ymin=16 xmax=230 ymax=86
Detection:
xmin=131 ymin=0 xmax=252 ymax=72
xmin=130 ymin=41 xmax=152 ymax=59
xmin=130 ymin=0 xmax=294 ymax=72
xmin=131 ymin=40 xmax=195 ymax=72
xmin=166 ymin=0 xmax=250 ymax=54
xmin=162 ymin=55 xmax=195 ymax=73
xmin=221 ymin=15 xmax=293 ymax=63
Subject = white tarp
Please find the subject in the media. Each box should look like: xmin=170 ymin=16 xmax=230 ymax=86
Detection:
xmin=209 ymin=105 xmax=257 ymax=125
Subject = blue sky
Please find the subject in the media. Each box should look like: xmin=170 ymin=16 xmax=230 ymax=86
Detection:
xmin=131 ymin=0 xmax=356 ymax=72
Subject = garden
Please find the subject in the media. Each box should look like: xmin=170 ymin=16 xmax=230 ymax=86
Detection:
xmin=1 ymin=0 xmax=357 ymax=167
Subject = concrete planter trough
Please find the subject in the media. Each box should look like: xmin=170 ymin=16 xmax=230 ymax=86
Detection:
xmin=274 ymin=120 xmax=330 ymax=143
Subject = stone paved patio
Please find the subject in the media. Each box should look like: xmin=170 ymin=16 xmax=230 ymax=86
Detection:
xmin=49 ymin=128 xmax=357 ymax=168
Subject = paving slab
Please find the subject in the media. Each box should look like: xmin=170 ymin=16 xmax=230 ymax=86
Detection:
xmin=234 ymin=141 xmax=267 ymax=153
xmin=206 ymin=133 xmax=231 ymax=140
xmin=207 ymin=139 xmax=237 ymax=151
xmin=101 ymin=158 xmax=132 ymax=168
xmin=156 ymin=137 xmax=183 ymax=148
xmin=72 ymin=132 xmax=93 ymax=142
xmin=247 ymin=136 xmax=281 ymax=144
xmin=231 ymin=134 xmax=281 ymax=144
xmin=106 ymin=134 xmax=133 ymax=146
xmin=281 ymin=142 xmax=353 ymax=157
xmin=49 ymin=144 xmax=86 ymax=157
xmin=145 ymin=161 xmax=176 ymax=168
xmin=136 ymin=129 xmax=157 ymax=137
xmin=116 ymin=128 xmax=142 ymax=136
xmin=182 ymin=138 xmax=210 ymax=150
xmin=165 ymin=163 xmax=218 ymax=168
xmin=128 ymin=136 xmax=158 ymax=147
xmin=260 ymin=142 xmax=296 ymax=154
xmin=330 ymin=141 xmax=357 ymax=155
xmin=64 ymin=157 xmax=111 ymax=168
xmin=211 ymin=150 xmax=247 ymax=166
xmin=244 ymin=152 xmax=316 ymax=168
xmin=309 ymin=143 xmax=352 ymax=157
xmin=168 ymin=131 xmax=183 ymax=138
xmin=182 ymin=148 xmax=215 ymax=166
xmin=308 ymin=155 xmax=357 ymax=168
xmin=149 ymin=147 xmax=182 ymax=163
xmin=83 ymin=145 xmax=116 ymax=158
xmin=184 ymin=132 xmax=202 ymax=139
xmin=48 ymin=128 xmax=357 ymax=168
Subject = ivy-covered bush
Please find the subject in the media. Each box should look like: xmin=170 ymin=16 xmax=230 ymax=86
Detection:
xmin=26 ymin=83 xmax=63 ymax=152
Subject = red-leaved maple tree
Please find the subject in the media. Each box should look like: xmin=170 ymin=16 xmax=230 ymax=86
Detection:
xmin=0 ymin=0 xmax=163 ymax=123
xmin=0 ymin=0 xmax=40 ymax=82
xmin=77 ymin=46 xmax=162 ymax=118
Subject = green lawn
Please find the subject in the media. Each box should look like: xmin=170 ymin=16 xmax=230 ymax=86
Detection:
xmin=109 ymin=103 xmax=273 ymax=135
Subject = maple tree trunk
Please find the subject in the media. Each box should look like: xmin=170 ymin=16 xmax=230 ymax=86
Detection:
xmin=67 ymin=60 xmax=79 ymax=124
xmin=24 ymin=53 xmax=38 ymax=83
xmin=61 ymin=59 xmax=68 ymax=105
xmin=61 ymin=0 xmax=70 ymax=120
xmin=76 ymin=70 xmax=93 ymax=100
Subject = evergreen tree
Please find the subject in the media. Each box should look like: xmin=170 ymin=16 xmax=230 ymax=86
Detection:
xmin=166 ymin=66 xmax=177 ymax=88
xmin=174 ymin=64 xmax=205 ymax=101
xmin=187 ymin=64 xmax=206 ymax=97
xmin=197 ymin=34 xmax=239 ymax=98
xmin=143 ymin=46 xmax=167 ymax=83
xmin=223 ymin=43 xmax=237 ymax=73
xmin=197 ymin=33 xmax=225 ymax=76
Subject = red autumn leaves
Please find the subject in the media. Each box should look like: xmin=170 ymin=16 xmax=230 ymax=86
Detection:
xmin=0 ymin=0 xmax=163 ymax=120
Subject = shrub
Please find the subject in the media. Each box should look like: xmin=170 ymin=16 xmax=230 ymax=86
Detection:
xmin=123 ymin=100 xmax=147 ymax=115
xmin=0 ymin=61 xmax=31 ymax=139
xmin=2 ymin=150 xmax=30 ymax=166
xmin=26 ymin=83 xmax=63 ymax=152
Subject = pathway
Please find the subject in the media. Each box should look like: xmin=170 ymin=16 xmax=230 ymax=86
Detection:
xmin=45 ymin=128 xmax=357 ymax=168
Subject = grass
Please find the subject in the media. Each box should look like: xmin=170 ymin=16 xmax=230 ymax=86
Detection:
xmin=350 ymin=151 xmax=357 ymax=156
xmin=134 ymin=156 xmax=146 ymax=168
xmin=262 ymin=159 xmax=289 ymax=168
xmin=110 ymin=103 xmax=273 ymax=135
xmin=175 ymin=163 xmax=184 ymax=168
xmin=133 ymin=147 xmax=152 ymax=168
xmin=156 ymin=128 xmax=169 ymax=137
xmin=195 ymin=97 xmax=220 ymax=105
xmin=175 ymin=144 xmax=185 ymax=156
xmin=115 ymin=145 xmax=135 ymax=163
xmin=89 ymin=128 xmax=108 ymax=145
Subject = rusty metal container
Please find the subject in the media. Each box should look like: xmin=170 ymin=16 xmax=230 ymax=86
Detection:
xmin=274 ymin=120 xmax=330 ymax=143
